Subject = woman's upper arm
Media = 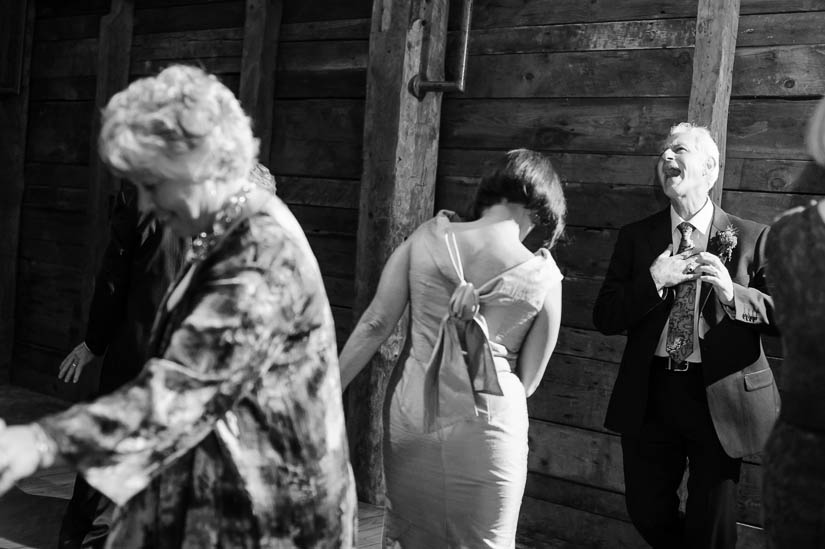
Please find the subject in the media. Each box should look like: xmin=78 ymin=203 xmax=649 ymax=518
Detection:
xmin=517 ymin=281 xmax=562 ymax=398
xmin=359 ymin=240 xmax=412 ymax=335
xmin=338 ymin=240 xmax=411 ymax=388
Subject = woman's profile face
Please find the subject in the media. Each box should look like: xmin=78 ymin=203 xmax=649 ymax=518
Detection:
xmin=133 ymin=153 xmax=214 ymax=237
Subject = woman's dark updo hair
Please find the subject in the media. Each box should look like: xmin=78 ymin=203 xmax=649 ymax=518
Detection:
xmin=471 ymin=149 xmax=566 ymax=249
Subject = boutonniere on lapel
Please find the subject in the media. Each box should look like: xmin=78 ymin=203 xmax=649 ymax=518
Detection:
xmin=707 ymin=225 xmax=738 ymax=264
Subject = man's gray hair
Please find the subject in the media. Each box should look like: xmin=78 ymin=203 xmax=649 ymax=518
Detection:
xmin=667 ymin=122 xmax=720 ymax=184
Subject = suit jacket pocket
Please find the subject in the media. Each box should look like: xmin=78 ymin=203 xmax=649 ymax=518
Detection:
xmin=744 ymin=368 xmax=774 ymax=391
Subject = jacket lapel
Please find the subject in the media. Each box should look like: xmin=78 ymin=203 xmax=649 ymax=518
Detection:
xmin=699 ymin=203 xmax=732 ymax=317
xmin=647 ymin=207 xmax=672 ymax=259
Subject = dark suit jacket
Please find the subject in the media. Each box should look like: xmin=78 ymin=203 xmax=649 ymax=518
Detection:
xmin=85 ymin=185 xmax=172 ymax=395
xmin=593 ymin=204 xmax=780 ymax=458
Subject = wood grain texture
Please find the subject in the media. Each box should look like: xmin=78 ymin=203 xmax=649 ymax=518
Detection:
xmin=689 ymin=0 xmax=740 ymax=201
xmin=75 ymin=0 xmax=134 ymax=404
xmin=240 ymin=0 xmax=282 ymax=162
xmin=0 ymin=0 xmax=34 ymax=382
xmin=347 ymin=0 xmax=448 ymax=504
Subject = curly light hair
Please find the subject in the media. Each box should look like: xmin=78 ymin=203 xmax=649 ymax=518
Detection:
xmin=665 ymin=122 xmax=720 ymax=184
xmin=98 ymin=65 xmax=258 ymax=185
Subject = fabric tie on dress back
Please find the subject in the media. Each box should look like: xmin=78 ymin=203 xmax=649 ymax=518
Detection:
xmin=423 ymin=233 xmax=504 ymax=433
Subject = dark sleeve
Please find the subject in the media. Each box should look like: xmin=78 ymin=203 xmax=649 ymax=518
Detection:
xmin=83 ymin=189 xmax=139 ymax=356
xmin=729 ymin=225 xmax=778 ymax=335
xmin=592 ymin=225 xmax=671 ymax=335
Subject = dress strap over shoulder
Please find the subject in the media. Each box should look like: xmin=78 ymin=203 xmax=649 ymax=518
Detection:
xmin=422 ymin=231 xmax=504 ymax=433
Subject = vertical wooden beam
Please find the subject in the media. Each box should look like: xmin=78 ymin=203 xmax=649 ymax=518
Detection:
xmin=688 ymin=0 xmax=740 ymax=205
xmin=347 ymin=0 xmax=449 ymax=503
xmin=0 ymin=0 xmax=34 ymax=382
xmin=240 ymin=0 xmax=283 ymax=164
xmin=78 ymin=0 xmax=134 ymax=347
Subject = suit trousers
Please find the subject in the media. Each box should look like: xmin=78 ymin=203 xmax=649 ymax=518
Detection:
xmin=621 ymin=360 xmax=742 ymax=549
xmin=58 ymin=475 xmax=114 ymax=549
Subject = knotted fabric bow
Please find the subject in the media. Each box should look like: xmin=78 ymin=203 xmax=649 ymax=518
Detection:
xmin=423 ymin=233 xmax=505 ymax=432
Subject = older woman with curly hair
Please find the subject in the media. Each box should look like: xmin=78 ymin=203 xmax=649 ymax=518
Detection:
xmin=0 ymin=65 xmax=356 ymax=548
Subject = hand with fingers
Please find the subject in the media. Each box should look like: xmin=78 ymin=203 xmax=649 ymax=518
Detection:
xmin=58 ymin=342 xmax=98 ymax=384
xmin=0 ymin=421 xmax=57 ymax=497
xmin=649 ymin=244 xmax=701 ymax=294
xmin=692 ymin=251 xmax=735 ymax=305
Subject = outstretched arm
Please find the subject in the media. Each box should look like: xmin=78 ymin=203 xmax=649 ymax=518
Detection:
xmin=339 ymin=241 xmax=411 ymax=389
xmin=0 ymin=221 xmax=327 ymax=505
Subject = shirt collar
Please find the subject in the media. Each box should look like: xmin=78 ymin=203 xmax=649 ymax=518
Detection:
xmin=669 ymin=197 xmax=714 ymax=237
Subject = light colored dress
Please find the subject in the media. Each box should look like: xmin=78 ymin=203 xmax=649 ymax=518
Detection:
xmin=383 ymin=211 xmax=563 ymax=548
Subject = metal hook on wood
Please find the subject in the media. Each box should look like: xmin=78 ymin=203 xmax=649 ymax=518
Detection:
xmin=409 ymin=0 xmax=473 ymax=100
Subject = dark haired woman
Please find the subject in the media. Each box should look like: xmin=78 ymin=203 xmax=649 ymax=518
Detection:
xmin=340 ymin=149 xmax=566 ymax=547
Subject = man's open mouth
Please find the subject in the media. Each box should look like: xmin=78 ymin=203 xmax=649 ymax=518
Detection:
xmin=664 ymin=166 xmax=682 ymax=178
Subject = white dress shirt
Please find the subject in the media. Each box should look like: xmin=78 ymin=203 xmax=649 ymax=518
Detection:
xmin=654 ymin=198 xmax=715 ymax=361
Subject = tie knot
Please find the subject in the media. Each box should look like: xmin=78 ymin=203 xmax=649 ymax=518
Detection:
xmin=677 ymin=222 xmax=694 ymax=237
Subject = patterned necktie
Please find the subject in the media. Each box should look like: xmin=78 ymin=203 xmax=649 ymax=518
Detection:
xmin=666 ymin=222 xmax=696 ymax=363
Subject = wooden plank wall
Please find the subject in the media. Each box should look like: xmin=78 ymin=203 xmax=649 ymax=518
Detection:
xmin=13 ymin=0 xmax=112 ymax=400
xmin=270 ymin=1 xmax=371 ymax=346
xmin=12 ymin=0 xmax=372 ymax=397
xmin=434 ymin=1 xmax=825 ymax=547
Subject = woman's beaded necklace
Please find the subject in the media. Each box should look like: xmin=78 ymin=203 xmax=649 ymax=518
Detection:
xmin=188 ymin=184 xmax=251 ymax=262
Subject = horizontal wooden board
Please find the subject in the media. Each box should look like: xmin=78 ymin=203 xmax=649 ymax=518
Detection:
xmin=282 ymin=1 xmax=371 ymax=24
xmin=37 ymin=0 xmax=109 ymax=18
xmin=35 ymin=14 xmax=102 ymax=41
xmin=280 ymin=18 xmax=370 ymax=42
xmin=275 ymin=41 xmax=367 ymax=99
xmin=30 ymin=39 xmax=97 ymax=79
xmin=23 ymin=185 xmax=86 ymax=212
xmin=529 ymin=353 xmax=618 ymax=431
xmin=289 ymin=204 xmax=359 ymax=236
xmin=527 ymin=421 xmax=766 ymax=525
xmin=307 ymin=233 xmax=356 ymax=279
xmin=130 ymin=57 xmax=241 ymax=77
xmin=525 ymin=471 xmax=628 ymax=521
xmin=14 ymin=259 xmax=83 ymax=351
xmin=133 ymin=2 xmax=245 ymax=35
xmin=25 ymin=163 xmax=91 ymax=189
xmin=19 ymin=207 xmax=89 ymax=246
xmin=459 ymin=45 xmax=825 ymax=99
xmin=554 ymin=326 xmax=626 ymax=364
xmin=17 ymin=237 xmax=88 ymax=270
xmin=517 ymin=494 xmax=645 ymax=548
xmin=722 ymin=190 xmax=819 ymax=225
xmin=554 ymin=227 xmax=618 ymax=280
xmin=26 ymin=101 xmax=93 ymax=164
xmin=452 ymin=0 xmax=825 ymax=29
xmin=322 ymin=276 xmax=355 ymax=309
xmin=271 ymin=100 xmax=364 ymax=178
xmin=460 ymin=13 xmax=825 ymax=57
xmin=738 ymin=11 xmax=825 ymax=47
xmin=29 ymin=76 xmax=98 ymax=101
xmin=440 ymin=98 xmax=819 ymax=159
xmin=439 ymin=98 xmax=688 ymax=154
xmin=130 ymin=28 xmax=243 ymax=62
xmin=438 ymin=149 xmax=823 ymax=193
xmin=461 ymin=49 xmax=693 ymax=99
xmin=460 ymin=19 xmax=695 ymax=55
xmin=278 ymin=40 xmax=367 ymax=72
xmin=277 ymin=176 xmax=359 ymax=209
